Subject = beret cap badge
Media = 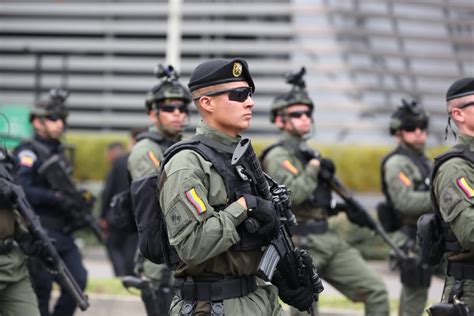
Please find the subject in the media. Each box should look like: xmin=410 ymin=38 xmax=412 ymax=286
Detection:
xmin=232 ymin=62 xmax=243 ymax=77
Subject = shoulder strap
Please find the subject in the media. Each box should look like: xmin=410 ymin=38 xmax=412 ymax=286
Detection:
xmin=259 ymin=141 xmax=284 ymax=164
xmin=135 ymin=131 xmax=165 ymax=144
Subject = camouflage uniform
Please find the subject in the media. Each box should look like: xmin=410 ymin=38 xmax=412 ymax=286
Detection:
xmin=262 ymin=131 xmax=389 ymax=316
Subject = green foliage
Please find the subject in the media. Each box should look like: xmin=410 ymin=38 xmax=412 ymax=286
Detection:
xmin=66 ymin=132 xmax=449 ymax=192
xmin=65 ymin=133 xmax=128 ymax=181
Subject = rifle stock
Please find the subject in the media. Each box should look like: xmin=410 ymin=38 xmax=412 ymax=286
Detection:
xmin=11 ymin=184 xmax=89 ymax=311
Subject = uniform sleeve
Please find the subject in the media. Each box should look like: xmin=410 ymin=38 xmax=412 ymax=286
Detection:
xmin=159 ymin=150 xmax=247 ymax=266
xmin=128 ymin=140 xmax=162 ymax=181
xmin=434 ymin=158 xmax=474 ymax=251
xmin=262 ymin=147 xmax=319 ymax=205
xmin=15 ymin=149 xmax=58 ymax=207
xmin=384 ymin=155 xmax=432 ymax=216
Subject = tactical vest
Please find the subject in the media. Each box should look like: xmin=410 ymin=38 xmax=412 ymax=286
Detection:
xmin=260 ymin=141 xmax=331 ymax=217
xmin=431 ymin=143 xmax=474 ymax=254
xmin=135 ymin=131 xmax=177 ymax=153
xmin=161 ymin=134 xmax=266 ymax=251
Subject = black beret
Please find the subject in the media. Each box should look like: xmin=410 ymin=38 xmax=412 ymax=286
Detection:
xmin=446 ymin=77 xmax=474 ymax=101
xmin=188 ymin=58 xmax=255 ymax=92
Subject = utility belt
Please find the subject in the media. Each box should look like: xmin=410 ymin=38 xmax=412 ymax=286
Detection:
xmin=447 ymin=261 xmax=474 ymax=280
xmin=0 ymin=238 xmax=15 ymax=254
xmin=290 ymin=219 xmax=328 ymax=236
xmin=174 ymin=275 xmax=257 ymax=302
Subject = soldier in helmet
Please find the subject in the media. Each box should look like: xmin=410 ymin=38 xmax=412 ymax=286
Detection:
xmin=261 ymin=68 xmax=389 ymax=316
xmin=128 ymin=64 xmax=191 ymax=315
xmin=379 ymin=99 xmax=433 ymax=316
xmin=429 ymin=78 xmax=474 ymax=311
xmin=13 ymin=89 xmax=88 ymax=316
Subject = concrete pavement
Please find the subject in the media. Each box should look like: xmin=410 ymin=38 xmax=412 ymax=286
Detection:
xmin=69 ymin=245 xmax=445 ymax=316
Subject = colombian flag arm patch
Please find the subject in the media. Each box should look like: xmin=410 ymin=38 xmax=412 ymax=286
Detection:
xmin=398 ymin=172 xmax=412 ymax=186
xmin=147 ymin=151 xmax=160 ymax=167
xmin=18 ymin=150 xmax=37 ymax=167
xmin=457 ymin=177 xmax=474 ymax=199
xmin=185 ymin=188 xmax=207 ymax=214
xmin=282 ymin=160 xmax=299 ymax=175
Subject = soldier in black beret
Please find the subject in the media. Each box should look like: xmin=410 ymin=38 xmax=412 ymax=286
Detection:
xmin=158 ymin=58 xmax=320 ymax=315
xmin=424 ymin=77 xmax=474 ymax=314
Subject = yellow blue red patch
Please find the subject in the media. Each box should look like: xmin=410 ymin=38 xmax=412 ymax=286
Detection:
xmin=18 ymin=150 xmax=37 ymax=167
xmin=457 ymin=176 xmax=474 ymax=199
xmin=147 ymin=151 xmax=160 ymax=167
xmin=398 ymin=172 xmax=412 ymax=186
xmin=282 ymin=160 xmax=298 ymax=175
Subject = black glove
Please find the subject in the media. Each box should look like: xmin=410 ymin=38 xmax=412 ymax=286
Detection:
xmin=318 ymin=158 xmax=336 ymax=181
xmin=344 ymin=203 xmax=376 ymax=230
xmin=272 ymin=270 xmax=315 ymax=312
xmin=55 ymin=192 xmax=77 ymax=212
xmin=0 ymin=178 xmax=15 ymax=208
xmin=18 ymin=235 xmax=56 ymax=270
xmin=243 ymin=194 xmax=280 ymax=240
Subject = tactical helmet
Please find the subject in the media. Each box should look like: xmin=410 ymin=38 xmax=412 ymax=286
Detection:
xmin=145 ymin=65 xmax=191 ymax=114
xmin=270 ymin=67 xmax=314 ymax=123
xmin=389 ymin=98 xmax=429 ymax=135
xmin=29 ymin=89 xmax=69 ymax=122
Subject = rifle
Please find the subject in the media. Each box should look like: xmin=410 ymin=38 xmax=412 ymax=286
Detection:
xmin=37 ymin=155 xmax=104 ymax=244
xmin=2 ymin=170 xmax=90 ymax=311
xmin=232 ymin=138 xmax=323 ymax=312
xmin=318 ymin=163 xmax=408 ymax=261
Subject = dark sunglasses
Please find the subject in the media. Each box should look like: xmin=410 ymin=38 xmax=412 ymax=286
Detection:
xmin=194 ymin=86 xmax=253 ymax=103
xmin=286 ymin=110 xmax=312 ymax=119
xmin=44 ymin=114 xmax=66 ymax=122
xmin=159 ymin=104 xmax=188 ymax=114
xmin=402 ymin=121 xmax=428 ymax=132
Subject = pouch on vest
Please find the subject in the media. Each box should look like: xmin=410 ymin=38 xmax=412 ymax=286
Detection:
xmin=417 ymin=213 xmax=445 ymax=266
xmin=131 ymin=174 xmax=180 ymax=268
xmin=399 ymin=257 xmax=432 ymax=288
xmin=376 ymin=201 xmax=402 ymax=233
xmin=108 ymin=190 xmax=137 ymax=232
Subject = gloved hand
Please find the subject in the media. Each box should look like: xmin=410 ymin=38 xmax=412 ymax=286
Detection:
xmin=55 ymin=192 xmax=76 ymax=212
xmin=272 ymin=270 xmax=315 ymax=312
xmin=318 ymin=158 xmax=336 ymax=181
xmin=243 ymin=194 xmax=280 ymax=240
xmin=18 ymin=235 xmax=56 ymax=270
xmin=0 ymin=178 xmax=15 ymax=208
xmin=344 ymin=203 xmax=376 ymax=230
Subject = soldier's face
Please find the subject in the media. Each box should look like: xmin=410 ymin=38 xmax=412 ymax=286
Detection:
xmin=400 ymin=127 xmax=428 ymax=148
xmin=279 ymin=104 xmax=313 ymax=136
xmin=200 ymin=81 xmax=254 ymax=136
xmin=449 ymin=95 xmax=474 ymax=135
xmin=33 ymin=116 xmax=65 ymax=139
xmin=150 ymin=99 xmax=188 ymax=137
